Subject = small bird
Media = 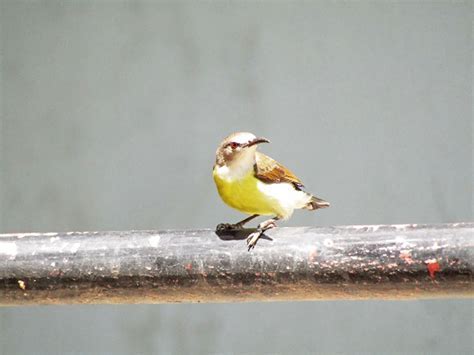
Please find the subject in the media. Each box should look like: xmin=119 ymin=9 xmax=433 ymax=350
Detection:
xmin=213 ymin=132 xmax=329 ymax=250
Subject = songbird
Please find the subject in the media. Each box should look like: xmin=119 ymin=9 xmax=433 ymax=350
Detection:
xmin=213 ymin=132 xmax=329 ymax=250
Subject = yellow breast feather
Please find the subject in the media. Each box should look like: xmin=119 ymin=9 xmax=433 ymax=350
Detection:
xmin=213 ymin=167 xmax=278 ymax=216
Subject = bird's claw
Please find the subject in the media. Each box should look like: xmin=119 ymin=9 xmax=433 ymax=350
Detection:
xmin=246 ymin=230 xmax=263 ymax=251
xmin=261 ymin=221 xmax=277 ymax=230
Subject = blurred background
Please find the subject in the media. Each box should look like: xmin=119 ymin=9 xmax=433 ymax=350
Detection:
xmin=0 ymin=1 xmax=472 ymax=354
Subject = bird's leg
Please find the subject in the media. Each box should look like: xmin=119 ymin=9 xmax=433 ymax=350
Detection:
xmin=216 ymin=214 xmax=259 ymax=232
xmin=246 ymin=217 xmax=279 ymax=251
xmin=234 ymin=214 xmax=260 ymax=228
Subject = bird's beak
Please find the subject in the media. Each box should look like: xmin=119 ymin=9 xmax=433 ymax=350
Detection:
xmin=243 ymin=137 xmax=270 ymax=148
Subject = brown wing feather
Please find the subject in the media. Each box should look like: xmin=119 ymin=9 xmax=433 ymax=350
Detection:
xmin=254 ymin=152 xmax=304 ymax=189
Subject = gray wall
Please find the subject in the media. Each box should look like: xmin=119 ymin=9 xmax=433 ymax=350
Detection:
xmin=0 ymin=1 xmax=472 ymax=354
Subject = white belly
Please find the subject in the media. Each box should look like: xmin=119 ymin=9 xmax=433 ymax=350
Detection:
xmin=256 ymin=181 xmax=311 ymax=220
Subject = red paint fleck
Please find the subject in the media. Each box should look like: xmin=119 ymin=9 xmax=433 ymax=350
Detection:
xmin=185 ymin=263 xmax=193 ymax=271
xmin=426 ymin=261 xmax=440 ymax=279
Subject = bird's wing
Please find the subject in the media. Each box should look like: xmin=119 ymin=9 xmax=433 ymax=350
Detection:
xmin=254 ymin=152 xmax=305 ymax=190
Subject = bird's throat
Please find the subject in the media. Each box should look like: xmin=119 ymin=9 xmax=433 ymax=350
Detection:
xmin=218 ymin=152 xmax=256 ymax=181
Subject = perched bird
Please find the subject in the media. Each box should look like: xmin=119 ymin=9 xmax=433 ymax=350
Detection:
xmin=213 ymin=132 xmax=329 ymax=250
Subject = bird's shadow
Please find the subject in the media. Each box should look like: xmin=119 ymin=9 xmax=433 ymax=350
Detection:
xmin=215 ymin=227 xmax=273 ymax=242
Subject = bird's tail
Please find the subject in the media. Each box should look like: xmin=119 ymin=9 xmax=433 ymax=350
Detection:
xmin=305 ymin=195 xmax=330 ymax=210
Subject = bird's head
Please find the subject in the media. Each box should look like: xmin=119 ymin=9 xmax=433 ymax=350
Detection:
xmin=215 ymin=132 xmax=269 ymax=167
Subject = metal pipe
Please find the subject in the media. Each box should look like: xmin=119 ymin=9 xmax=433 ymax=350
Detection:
xmin=0 ymin=223 xmax=472 ymax=305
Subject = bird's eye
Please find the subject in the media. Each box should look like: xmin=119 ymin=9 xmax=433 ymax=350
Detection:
xmin=229 ymin=142 xmax=239 ymax=149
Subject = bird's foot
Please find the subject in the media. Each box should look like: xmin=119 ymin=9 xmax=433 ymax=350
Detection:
xmin=246 ymin=218 xmax=278 ymax=251
xmin=259 ymin=219 xmax=278 ymax=230
xmin=246 ymin=230 xmax=263 ymax=251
